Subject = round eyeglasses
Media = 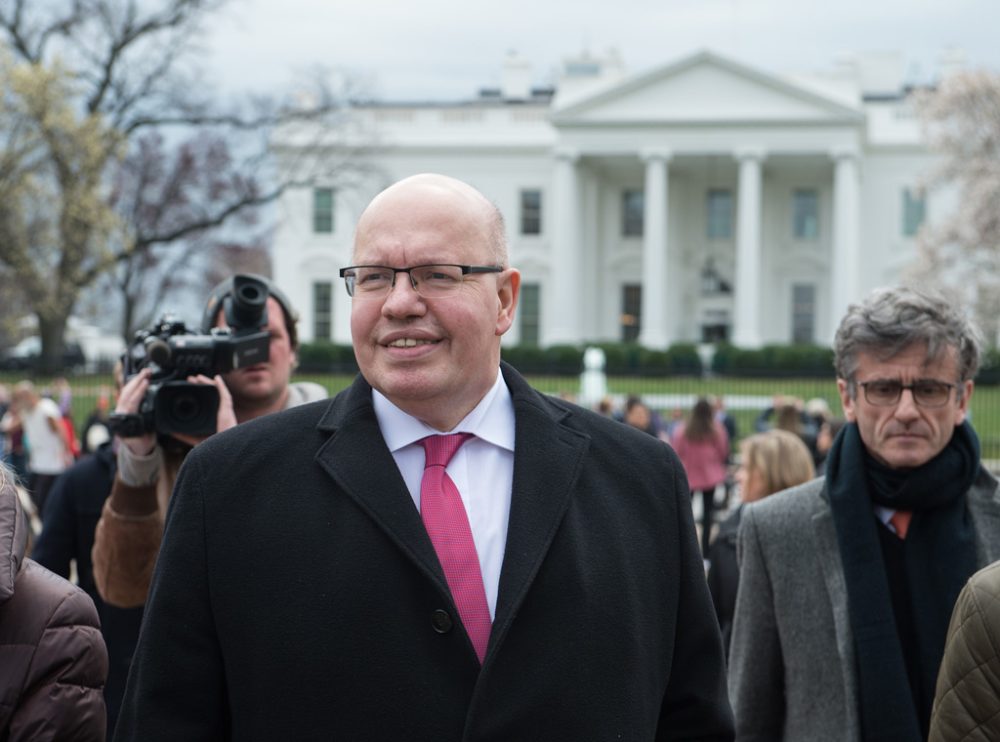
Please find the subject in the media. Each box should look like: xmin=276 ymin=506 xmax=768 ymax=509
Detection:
xmin=338 ymin=264 xmax=503 ymax=299
xmin=858 ymin=379 xmax=958 ymax=408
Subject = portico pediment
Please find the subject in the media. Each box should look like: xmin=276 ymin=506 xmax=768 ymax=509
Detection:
xmin=551 ymin=50 xmax=863 ymax=126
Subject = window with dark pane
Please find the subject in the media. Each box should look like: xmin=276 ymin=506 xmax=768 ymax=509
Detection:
xmin=621 ymin=284 xmax=642 ymax=342
xmin=623 ymin=190 xmax=645 ymax=237
xmin=792 ymin=189 xmax=818 ymax=240
xmin=791 ymin=283 xmax=815 ymax=343
xmin=520 ymin=189 xmax=542 ymax=235
xmin=519 ymin=283 xmax=540 ymax=346
xmin=313 ymin=188 xmax=334 ymax=234
xmin=706 ymin=189 xmax=733 ymax=239
xmin=313 ymin=281 xmax=332 ymax=340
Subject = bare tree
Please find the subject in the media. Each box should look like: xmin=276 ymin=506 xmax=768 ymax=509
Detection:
xmin=909 ymin=69 xmax=1000 ymax=344
xmin=0 ymin=0 xmax=374 ymax=373
xmin=103 ymin=130 xmax=271 ymax=341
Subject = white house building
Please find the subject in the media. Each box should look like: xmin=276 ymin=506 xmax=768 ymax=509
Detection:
xmin=271 ymin=48 xmax=955 ymax=349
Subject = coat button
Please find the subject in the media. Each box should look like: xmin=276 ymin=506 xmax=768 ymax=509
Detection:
xmin=431 ymin=609 xmax=453 ymax=634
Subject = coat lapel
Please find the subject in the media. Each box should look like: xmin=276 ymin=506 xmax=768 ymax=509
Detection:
xmin=310 ymin=367 xmax=591 ymax=662
xmin=811 ymin=486 xmax=861 ymax=734
xmin=491 ymin=365 xmax=590 ymax=642
xmin=313 ymin=376 xmax=448 ymax=594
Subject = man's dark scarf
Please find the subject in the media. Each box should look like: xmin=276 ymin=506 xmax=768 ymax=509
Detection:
xmin=826 ymin=420 xmax=980 ymax=742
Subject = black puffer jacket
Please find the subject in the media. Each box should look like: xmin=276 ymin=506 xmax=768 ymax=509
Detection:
xmin=0 ymin=475 xmax=108 ymax=741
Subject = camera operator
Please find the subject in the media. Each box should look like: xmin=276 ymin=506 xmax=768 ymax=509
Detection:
xmin=92 ymin=275 xmax=327 ymax=608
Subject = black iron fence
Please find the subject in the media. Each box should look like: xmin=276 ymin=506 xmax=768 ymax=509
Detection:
xmin=6 ymin=351 xmax=1000 ymax=462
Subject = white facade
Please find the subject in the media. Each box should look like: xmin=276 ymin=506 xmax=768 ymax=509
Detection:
xmin=272 ymin=49 xmax=944 ymax=349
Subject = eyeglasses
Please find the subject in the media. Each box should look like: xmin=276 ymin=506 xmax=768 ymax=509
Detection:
xmin=857 ymin=379 xmax=958 ymax=408
xmin=338 ymin=264 xmax=503 ymax=299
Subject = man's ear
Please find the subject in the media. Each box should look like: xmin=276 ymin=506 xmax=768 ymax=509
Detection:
xmin=495 ymin=269 xmax=521 ymax=336
xmin=955 ymin=379 xmax=973 ymax=425
xmin=837 ymin=378 xmax=857 ymax=423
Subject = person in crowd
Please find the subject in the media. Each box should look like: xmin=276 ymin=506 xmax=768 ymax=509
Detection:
xmin=50 ymin=377 xmax=81 ymax=460
xmin=753 ymin=394 xmax=811 ymax=434
xmin=0 ymin=386 xmax=28 ymax=481
xmin=814 ymin=416 xmax=847 ymax=475
xmin=32 ymin=366 xmax=139 ymax=740
xmin=0 ymin=460 xmax=108 ymax=741
xmin=729 ymin=285 xmax=1000 ymax=741
xmin=712 ymin=395 xmax=738 ymax=447
xmin=665 ymin=406 xmax=685 ymax=439
xmin=671 ymin=396 xmax=730 ymax=555
xmin=594 ymin=395 xmax=616 ymax=417
xmin=706 ymin=429 xmax=815 ymax=655
xmin=772 ymin=400 xmax=819 ymax=461
xmin=805 ymin=396 xmax=831 ymax=431
xmin=91 ymin=275 xmax=327 ymax=609
xmin=3 ymin=381 xmax=72 ymax=515
xmin=929 ymin=559 xmax=1000 ymax=741
xmin=53 ymin=377 xmax=73 ymax=417
xmin=80 ymin=386 xmax=114 ymax=455
xmin=711 ymin=395 xmax=739 ymax=510
xmin=114 ymin=173 xmax=734 ymax=740
xmin=623 ymin=394 xmax=668 ymax=440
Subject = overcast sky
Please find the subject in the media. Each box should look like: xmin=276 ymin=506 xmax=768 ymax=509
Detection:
xmin=203 ymin=0 xmax=1000 ymax=101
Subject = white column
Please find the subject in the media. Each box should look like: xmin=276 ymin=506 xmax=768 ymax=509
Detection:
xmin=639 ymin=149 xmax=672 ymax=349
xmin=732 ymin=149 xmax=765 ymax=348
xmin=830 ymin=148 xmax=861 ymax=342
xmin=547 ymin=147 xmax=581 ymax=345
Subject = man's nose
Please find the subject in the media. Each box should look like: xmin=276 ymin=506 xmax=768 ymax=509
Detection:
xmin=381 ymin=271 xmax=424 ymax=314
xmin=894 ymin=388 xmax=921 ymax=420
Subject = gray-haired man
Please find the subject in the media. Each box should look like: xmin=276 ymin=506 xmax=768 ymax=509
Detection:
xmin=728 ymin=286 xmax=1000 ymax=742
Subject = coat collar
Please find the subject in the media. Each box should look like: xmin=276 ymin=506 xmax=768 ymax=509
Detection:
xmin=313 ymin=364 xmax=591 ymax=660
xmin=809 ymin=467 xmax=1000 ymax=737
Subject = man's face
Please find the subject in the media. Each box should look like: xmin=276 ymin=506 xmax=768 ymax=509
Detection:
xmin=349 ymin=177 xmax=519 ymax=430
xmin=218 ymin=296 xmax=295 ymax=413
xmin=837 ymin=343 xmax=972 ymax=469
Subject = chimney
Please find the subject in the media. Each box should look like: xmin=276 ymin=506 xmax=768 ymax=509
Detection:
xmin=501 ymin=50 xmax=532 ymax=101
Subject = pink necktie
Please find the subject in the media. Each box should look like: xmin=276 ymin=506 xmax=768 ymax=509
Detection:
xmin=419 ymin=434 xmax=492 ymax=663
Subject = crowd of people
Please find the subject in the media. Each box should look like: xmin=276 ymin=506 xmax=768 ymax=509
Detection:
xmin=1 ymin=173 xmax=997 ymax=741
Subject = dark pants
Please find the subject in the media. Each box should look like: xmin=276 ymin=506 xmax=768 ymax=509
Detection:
xmin=695 ymin=487 xmax=716 ymax=555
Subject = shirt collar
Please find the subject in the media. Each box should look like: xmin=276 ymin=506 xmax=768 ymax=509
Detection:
xmin=373 ymin=370 xmax=515 ymax=454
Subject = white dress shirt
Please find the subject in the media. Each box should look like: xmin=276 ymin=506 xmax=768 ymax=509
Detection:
xmin=373 ymin=370 xmax=515 ymax=619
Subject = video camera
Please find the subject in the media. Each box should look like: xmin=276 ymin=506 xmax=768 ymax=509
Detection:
xmin=108 ymin=274 xmax=272 ymax=438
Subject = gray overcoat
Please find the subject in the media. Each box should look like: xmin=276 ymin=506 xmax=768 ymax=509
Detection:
xmin=728 ymin=467 xmax=1000 ymax=741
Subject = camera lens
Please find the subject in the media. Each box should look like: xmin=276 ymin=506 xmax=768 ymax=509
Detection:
xmin=155 ymin=382 xmax=219 ymax=437
xmin=169 ymin=392 xmax=201 ymax=423
xmin=227 ymin=275 xmax=269 ymax=330
xmin=236 ymin=282 xmax=264 ymax=304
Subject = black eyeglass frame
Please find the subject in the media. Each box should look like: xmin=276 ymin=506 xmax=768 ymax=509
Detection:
xmin=338 ymin=263 xmax=504 ymax=298
xmin=856 ymin=379 xmax=959 ymax=408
